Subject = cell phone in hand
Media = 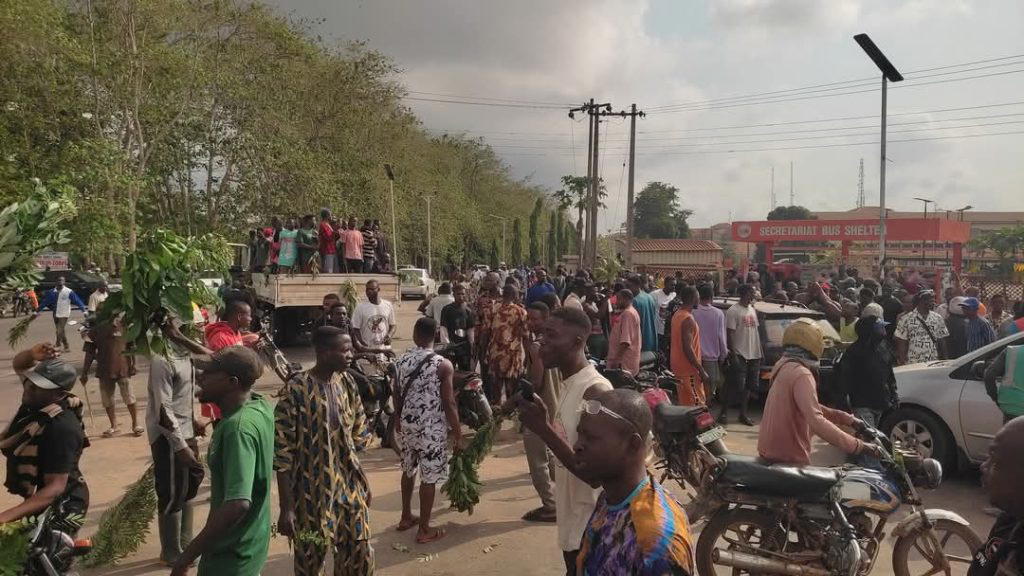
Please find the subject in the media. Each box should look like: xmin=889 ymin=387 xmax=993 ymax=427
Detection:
xmin=518 ymin=378 xmax=535 ymax=402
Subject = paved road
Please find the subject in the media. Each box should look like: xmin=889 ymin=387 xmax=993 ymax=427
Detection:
xmin=0 ymin=305 xmax=994 ymax=575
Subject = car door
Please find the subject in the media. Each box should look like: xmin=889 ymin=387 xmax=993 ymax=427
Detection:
xmin=956 ymin=334 xmax=1024 ymax=462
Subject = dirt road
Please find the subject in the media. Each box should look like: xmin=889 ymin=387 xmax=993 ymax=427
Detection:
xmin=0 ymin=303 xmax=994 ymax=575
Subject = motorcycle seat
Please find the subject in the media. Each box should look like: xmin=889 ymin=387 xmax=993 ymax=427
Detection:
xmin=653 ymin=403 xmax=707 ymax=434
xmin=718 ymin=454 xmax=839 ymax=499
xmin=640 ymin=351 xmax=659 ymax=370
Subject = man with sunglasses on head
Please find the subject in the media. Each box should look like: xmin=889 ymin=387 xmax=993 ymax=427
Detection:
xmin=517 ymin=307 xmax=613 ymax=575
xmin=520 ymin=385 xmax=694 ymax=575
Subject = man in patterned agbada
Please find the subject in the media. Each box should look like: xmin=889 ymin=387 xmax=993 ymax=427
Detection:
xmin=274 ymin=327 xmax=373 ymax=575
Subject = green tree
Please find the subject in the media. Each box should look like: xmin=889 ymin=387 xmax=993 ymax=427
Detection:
xmin=510 ymin=217 xmax=523 ymax=266
xmin=489 ymin=238 xmax=500 ymax=270
xmin=528 ymin=198 xmax=542 ymax=265
xmin=767 ymin=205 xmax=815 ymax=220
xmin=554 ymin=175 xmax=605 ymax=256
xmin=632 ymin=182 xmax=692 ymax=239
xmin=546 ymin=211 xmax=558 ymax=269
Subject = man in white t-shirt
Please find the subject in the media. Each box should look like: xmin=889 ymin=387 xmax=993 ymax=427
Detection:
xmin=423 ymin=282 xmax=455 ymax=321
xmin=350 ymin=279 xmax=396 ymax=353
xmin=37 ymin=276 xmax=86 ymax=352
xmin=722 ymin=284 xmax=762 ymax=426
xmin=649 ymin=277 xmax=676 ymax=352
xmin=87 ymin=282 xmax=109 ymax=314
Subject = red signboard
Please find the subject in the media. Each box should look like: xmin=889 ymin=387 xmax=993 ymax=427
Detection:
xmin=731 ymin=218 xmax=970 ymax=244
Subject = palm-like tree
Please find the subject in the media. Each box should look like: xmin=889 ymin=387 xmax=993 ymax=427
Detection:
xmin=553 ymin=175 xmax=606 ymax=257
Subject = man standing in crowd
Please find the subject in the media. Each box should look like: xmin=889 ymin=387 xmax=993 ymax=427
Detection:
xmin=361 ymin=219 xmax=377 ymax=273
xmin=517 ymin=307 xmax=613 ymax=575
xmin=87 ymin=281 xmax=109 ymax=314
xmin=344 ymin=216 xmax=365 ymax=273
xmin=172 ymin=347 xmax=274 ymax=576
xmin=204 ymin=298 xmax=256 ymax=352
xmin=626 ymin=275 xmax=659 ymax=353
xmin=583 ymin=283 xmax=607 ymax=360
xmin=424 ymin=282 xmax=454 ymax=320
xmin=372 ymin=220 xmax=389 ymax=272
xmin=894 ymin=290 xmax=949 ymax=365
xmin=475 ymin=272 xmax=501 ymax=396
xmin=607 ymin=289 xmax=642 ymax=376
xmin=859 ymin=286 xmax=884 ymax=319
xmin=296 ymin=215 xmax=318 ymax=273
xmin=394 ymin=318 xmax=461 ymax=545
xmin=964 ymin=297 xmax=997 ymax=354
xmin=275 ymin=328 xmax=373 ymax=574
xmin=148 ymin=322 xmax=204 ymax=566
xmin=1 ymin=344 xmax=89 ymax=525
xmin=276 ymin=218 xmax=299 ymax=271
xmin=839 ymin=316 xmax=898 ymax=428
xmin=351 ymin=280 xmax=396 ymax=354
xmin=650 ymin=277 xmax=676 ymax=353
xmin=486 ymin=285 xmax=528 ymax=404
xmin=670 ymin=286 xmax=708 ymax=406
xmin=318 ymin=209 xmax=337 ymax=273
xmin=526 ymin=268 xmax=556 ymax=306
xmin=971 ymin=417 xmax=1024 ymax=575
xmin=521 ymin=302 xmax=559 ymax=524
xmin=562 ymin=279 xmax=585 ymax=312
xmin=552 ymin=266 xmax=568 ymax=300
xmin=569 ymin=389 xmax=694 ymax=575
xmin=693 ymin=283 xmax=727 ymax=406
xmin=91 ymin=317 xmax=143 ymax=437
xmin=37 ymin=276 xmax=86 ymax=351
xmin=722 ymin=284 xmax=761 ymax=426
xmin=439 ymin=283 xmax=476 ymax=371
xmin=946 ymin=296 xmax=969 ymax=359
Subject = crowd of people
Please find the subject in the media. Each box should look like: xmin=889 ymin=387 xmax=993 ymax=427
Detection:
xmin=247 ymin=210 xmax=393 ymax=275
xmin=3 ymin=258 xmax=1024 ymax=576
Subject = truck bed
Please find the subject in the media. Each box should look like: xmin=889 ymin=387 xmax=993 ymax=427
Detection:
xmin=251 ymin=272 xmax=399 ymax=308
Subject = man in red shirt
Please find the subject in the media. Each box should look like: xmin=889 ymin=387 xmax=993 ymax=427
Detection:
xmin=318 ymin=208 xmax=337 ymax=273
xmin=607 ymin=290 xmax=641 ymax=376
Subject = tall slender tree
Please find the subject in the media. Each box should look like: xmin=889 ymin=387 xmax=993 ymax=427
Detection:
xmin=510 ymin=217 xmax=523 ymax=266
xmin=489 ymin=238 xmax=500 ymax=270
xmin=529 ymin=198 xmax=542 ymax=265
xmin=546 ymin=211 xmax=558 ymax=270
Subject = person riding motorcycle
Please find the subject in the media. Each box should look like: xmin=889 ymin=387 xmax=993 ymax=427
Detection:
xmin=758 ymin=318 xmax=883 ymax=466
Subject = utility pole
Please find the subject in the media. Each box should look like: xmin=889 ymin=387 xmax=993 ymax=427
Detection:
xmin=425 ymin=195 xmax=433 ymax=277
xmin=621 ymin=103 xmax=645 ymax=269
xmin=770 ymin=166 xmax=776 ymax=210
xmin=789 ymin=161 xmax=794 ymax=206
xmin=568 ymin=99 xmax=611 ymax=269
xmin=857 ymin=158 xmax=865 ymax=208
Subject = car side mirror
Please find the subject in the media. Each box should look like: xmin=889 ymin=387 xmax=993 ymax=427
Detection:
xmin=970 ymin=360 xmax=987 ymax=380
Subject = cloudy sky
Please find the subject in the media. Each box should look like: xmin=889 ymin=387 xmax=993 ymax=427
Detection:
xmin=266 ymin=0 xmax=1024 ymax=229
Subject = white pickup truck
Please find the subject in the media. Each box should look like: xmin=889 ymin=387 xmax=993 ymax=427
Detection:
xmin=251 ymin=272 xmax=399 ymax=344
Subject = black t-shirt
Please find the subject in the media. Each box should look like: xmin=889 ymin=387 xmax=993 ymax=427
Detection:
xmin=947 ymin=316 xmax=968 ymax=359
xmin=37 ymin=412 xmax=89 ymax=513
xmin=969 ymin=513 xmax=1020 ymax=576
xmin=440 ymin=302 xmax=476 ymax=348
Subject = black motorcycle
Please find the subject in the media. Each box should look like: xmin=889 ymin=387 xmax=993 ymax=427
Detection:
xmin=19 ymin=499 xmax=91 ymax=576
xmin=434 ymin=342 xmax=493 ymax=430
xmin=651 ymin=405 xmax=982 ymax=576
xmin=350 ymin=352 xmax=397 ymax=447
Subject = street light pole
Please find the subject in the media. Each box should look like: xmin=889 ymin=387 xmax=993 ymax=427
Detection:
xmin=384 ymin=164 xmax=399 ymax=270
xmin=855 ymin=33 xmax=903 ymax=278
xmin=913 ymin=197 xmax=933 ymax=262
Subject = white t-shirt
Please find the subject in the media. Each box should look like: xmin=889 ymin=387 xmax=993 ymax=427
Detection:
xmin=351 ymin=299 xmax=396 ymax=347
xmin=425 ymin=294 xmax=454 ymax=320
xmin=88 ymin=290 xmax=108 ymax=313
xmin=55 ymin=287 xmax=74 ymax=318
xmin=650 ymin=289 xmax=675 ymax=336
xmin=726 ymin=303 xmax=762 ymax=360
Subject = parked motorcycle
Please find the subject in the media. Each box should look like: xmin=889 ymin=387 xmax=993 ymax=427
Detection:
xmin=434 ymin=342 xmax=492 ymax=430
xmin=350 ymin=352 xmax=396 ymax=447
xmin=651 ymin=404 xmax=982 ymax=576
xmin=255 ymin=324 xmax=303 ymax=384
xmin=20 ymin=498 xmax=91 ymax=576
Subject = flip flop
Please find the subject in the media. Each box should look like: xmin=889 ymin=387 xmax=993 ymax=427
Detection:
xmin=132 ymin=426 xmax=145 ymax=437
xmin=522 ymin=507 xmax=557 ymax=523
xmin=396 ymin=517 xmax=419 ymax=532
xmin=101 ymin=427 xmax=120 ymax=438
xmin=416 ymin=528 xmax=446 ymax=544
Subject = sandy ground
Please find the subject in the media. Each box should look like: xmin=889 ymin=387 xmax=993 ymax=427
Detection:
xmin=0 ymin=302 xmax=994 ymax=576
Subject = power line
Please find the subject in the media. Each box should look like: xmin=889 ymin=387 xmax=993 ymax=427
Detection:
xmin=406 ymin=90 xmax=574 ymax=106
xmin=404 ymin=96 xmax=566 ymax=110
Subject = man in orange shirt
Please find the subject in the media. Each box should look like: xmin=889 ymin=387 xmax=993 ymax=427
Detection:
xmin=670 ymin=286 xmax=708 ymax=406
xmin=607 ymin=290 xmax=641 ymax=376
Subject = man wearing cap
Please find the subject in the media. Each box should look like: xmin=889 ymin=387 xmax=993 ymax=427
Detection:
xmin=1 ymin=344 xmax=89 ymax=525
xmin=963 ymin=297 xmax=997 ymax=354
xmin=171 ymin=347 xmax=274 ymax=576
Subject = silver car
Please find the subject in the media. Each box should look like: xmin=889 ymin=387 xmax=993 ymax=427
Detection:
xmin=882 ymin=331 xmax=1023 ymax=469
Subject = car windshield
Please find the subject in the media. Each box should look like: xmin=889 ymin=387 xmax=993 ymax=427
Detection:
xmin=398 ymin=270 xmax=423 ymax=284
xmin=763 ymin=317 xmax=842 ymax=347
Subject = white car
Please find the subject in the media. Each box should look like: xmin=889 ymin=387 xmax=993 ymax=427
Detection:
xmin=398 ymin=267 xmax=436 ymax=300
xmin=882 ymin=331 xmax=1024 ymax=468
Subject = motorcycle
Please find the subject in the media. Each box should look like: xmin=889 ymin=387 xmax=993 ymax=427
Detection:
xmin=350 ymin=351 xmax=397 ymax=447
xmin=20 ymin=499 xmax=92 ymax=576
xmin=255 ymin=324 xmax=303 ymax=384
xmin=652 ymin=405 xmax=982 ymax=576
xmin=434 ymin=342 xmax=493 ymax=430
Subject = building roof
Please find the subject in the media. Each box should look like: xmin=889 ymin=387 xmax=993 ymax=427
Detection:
xmin=814 ymin=207 xmax=1024 ymax=224
xmin=631 ymin=238 xmax=722 ymax=252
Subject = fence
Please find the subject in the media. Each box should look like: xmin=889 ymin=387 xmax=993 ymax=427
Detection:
xmin=960 ymin=275 xmax=1024 ymax=304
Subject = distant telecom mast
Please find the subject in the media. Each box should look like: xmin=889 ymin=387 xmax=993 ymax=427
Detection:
xmin=770 ymin=166 xmax=776 ymax=210
xmin=857 ymin=158 xmax=865 ymax=208
xmin=789 ymin=161 xmax=794 ymax=205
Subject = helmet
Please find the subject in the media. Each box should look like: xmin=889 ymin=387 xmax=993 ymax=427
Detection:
xmin=782 ymin=317 xmax=825 ymax=359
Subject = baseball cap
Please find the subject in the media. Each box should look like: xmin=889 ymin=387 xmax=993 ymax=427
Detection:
xmin=961 ymin=297 xmax=981 ymax=310
xmin=194 ymin=346 xmax=263 ymax=387
xmin=24 ymin=358 xmax=78 ymax=391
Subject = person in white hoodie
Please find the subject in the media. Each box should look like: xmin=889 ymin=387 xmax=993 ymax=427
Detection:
xmin=518 ymin=307 xmax=612 ymax=575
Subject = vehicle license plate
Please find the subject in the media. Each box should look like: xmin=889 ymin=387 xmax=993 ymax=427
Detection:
xmin=697 ymin=426 xmax=726 ymax=445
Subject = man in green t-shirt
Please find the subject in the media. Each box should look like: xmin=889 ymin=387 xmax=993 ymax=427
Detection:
xmin=171 ymin=347 xmax=274 ymax=576
xmin=296 ymin=214 xmax=318 ymax=273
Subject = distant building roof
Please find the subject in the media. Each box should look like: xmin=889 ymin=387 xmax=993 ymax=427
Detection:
xmin=631 ymin=239 xmax=722 ymax=252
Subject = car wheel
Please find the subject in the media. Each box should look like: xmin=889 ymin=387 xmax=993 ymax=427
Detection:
xmin=881 ymin=407 xmax=954 ymax=469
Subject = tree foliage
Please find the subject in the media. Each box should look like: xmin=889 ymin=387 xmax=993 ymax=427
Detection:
xmin=0 ymin=0 xmax=549 ymax=269
xmin=554 ymin=175 xmax=605 ymax=255
xmin=528 ymin=198 xmax=542 ymax=266
xmin=0 ymin=180 xmax=76 ymax=293
xmin=510 ymin=218 xmax=523 ymax=267
xmin=546 ymin=211 xmax=557 ymax=269
xmin=632 ymin=182 xmax=692 ymax=239
xmin=969 ymin=226 xmax=1024 ymax=278
xmin=767 ymin=205 xmax=815 ymax=220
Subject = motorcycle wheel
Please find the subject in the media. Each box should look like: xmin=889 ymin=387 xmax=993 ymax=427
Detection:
xmin=695 ymin=508 xmax=787 ymax=576
xmin=891 ymin=518 xmax=981 ymax=576
xmin=468 ymin=394 xmax=493 ymax=430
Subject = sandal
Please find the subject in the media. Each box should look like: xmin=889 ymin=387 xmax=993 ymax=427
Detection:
xmin=522 ymin=507 xmax=557 ymax=523
xmin=416 ymin=527 xmax=446 ymax=544
xmin=396 ymin=516 xmax=419 ymax=532
xmin=133 ymin=426 xmax=145 ymax=437
xmin=101 ymin=427 xmax=120 ymax=438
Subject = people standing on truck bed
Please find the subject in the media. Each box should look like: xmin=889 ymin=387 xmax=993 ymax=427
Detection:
xmin=343 ymin=217 xmax=365 ymax=273
xmin=296 ymin=215 xmax=318 ymax=273
xmin=361 ymin=219 xmax=377 ymax=274
xmin=318 ymin=209 xmax=337 ymax=274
